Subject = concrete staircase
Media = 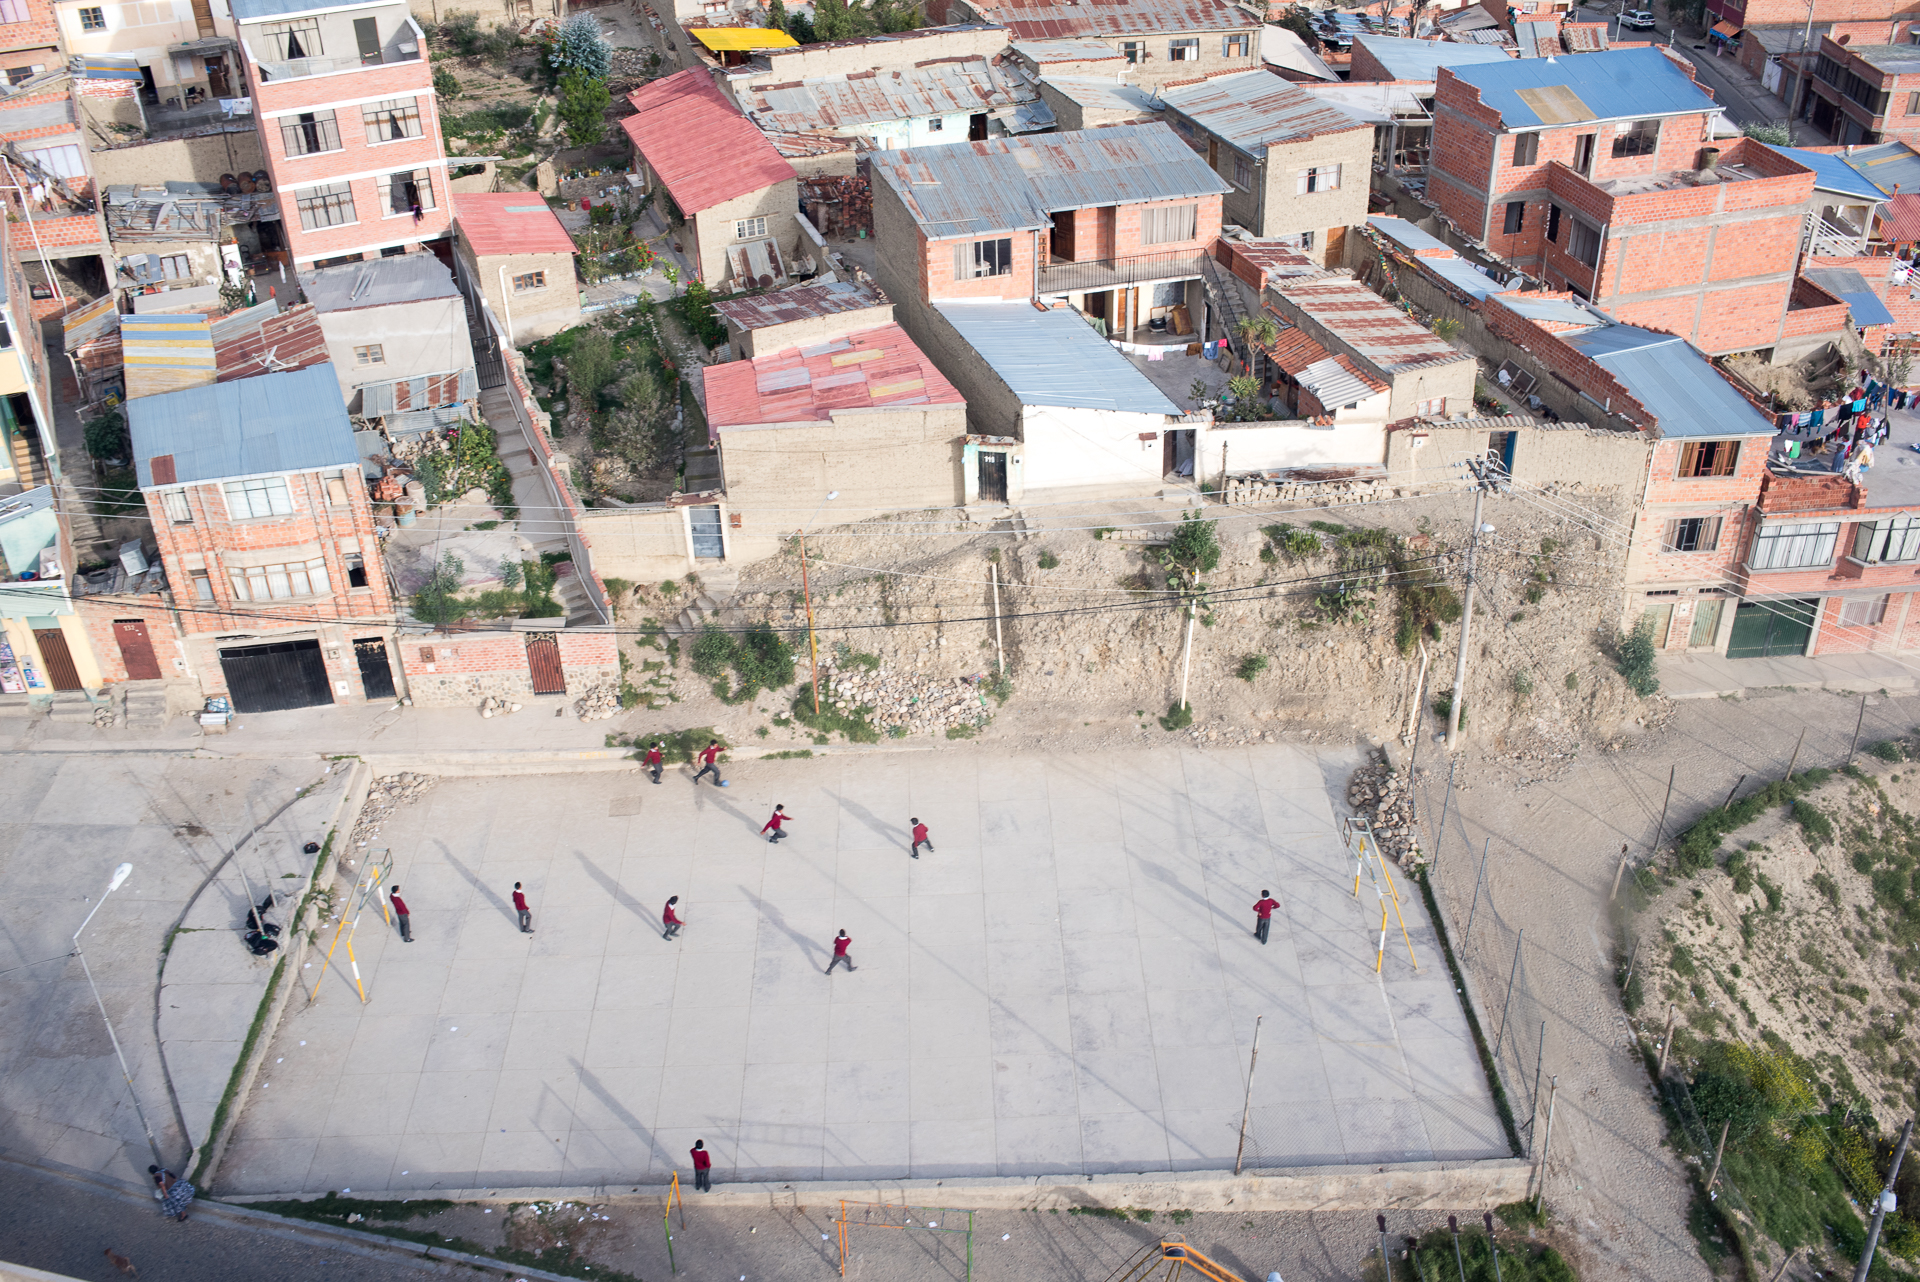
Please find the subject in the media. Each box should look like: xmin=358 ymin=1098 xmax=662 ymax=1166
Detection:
xmin=46 ymin=690 xmax=100 ymax=725
xmin=121 ymin=679 xmax=170 ymax=730
xmin=664 ymin=591 xmax=724 ymax=639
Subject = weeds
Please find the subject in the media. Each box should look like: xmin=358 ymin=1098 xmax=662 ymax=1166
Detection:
xmin=1237 ymin=655 xmax=1269 ymax=682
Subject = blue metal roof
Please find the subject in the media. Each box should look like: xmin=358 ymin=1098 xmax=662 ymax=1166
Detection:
xmin=1367 ymin=215 xmax=1449 ymax=255
xmin=129 ymin=364 xmax=357 ymax=488
xmin=1349 ymin=35 xmax=1512 ymax=81
xmin=1804 ymin=267 xmax=1899 ymax=327
xmin=1562 ymin=324 xmax=1774 ymax=438
xmin=1445 ymin=47 xmax=1716 ymax=129
xmin=1766 ymin=145 xmax=1883 ymax=201
xmin=1841 ymin=141 xmax=1920 ymax=197
xmin=934 ymin=302 xmax=1181 ymax=415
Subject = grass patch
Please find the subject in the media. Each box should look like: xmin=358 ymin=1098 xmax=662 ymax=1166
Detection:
xmin=1236 ymin=655 xmax=1268 ymax=682
xmin=1409 ymin=1225 xmax=1575 ymax=1281
xmin=1671 ymin=768 xmax=1833 ymax=873
xmin=1158 ymin=701 xmax=1194 ymax=732
xmin=788 ymin=690 xmax=878 ymax=743
xmin=762 ymin=749 xmax=814 ymax=759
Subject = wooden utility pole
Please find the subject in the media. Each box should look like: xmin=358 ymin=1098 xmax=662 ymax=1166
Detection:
xmin=1609 ymin=842 xmax=1630 ymax=901
xmin=1854 ymin=1118 xmax=1915 ymax=1282
xmin=1705 ymin=1119 xmax=1730 ymax=1193
xmin=1649 ymin=765 xmax=1676 ymax=858
xmin=1446 ymin=471 xmax=1487 ymax=752
xmin=1533 ymin=1075 xmax=1559 ymax=1213
xmin=1786 ymin=725 xmax=1806 ymax=781
xmin=1847 ymin=692 xmax=1868 ymax=768
xmin=1657 ymin=1004 xmax=1678 ymax=1076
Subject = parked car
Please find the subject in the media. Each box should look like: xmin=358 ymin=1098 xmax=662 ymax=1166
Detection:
xmin=1621 ymin=10 xmax=1657 ymax=29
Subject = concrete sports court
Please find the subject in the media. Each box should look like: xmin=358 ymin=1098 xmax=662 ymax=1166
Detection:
xmin=220 ymin=745 xmax=1507 ymax=1194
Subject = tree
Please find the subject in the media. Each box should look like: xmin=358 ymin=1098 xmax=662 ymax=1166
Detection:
xmin=813 ymin=0 xmax=854 ymax=41
xmin=1271 ymin=4 xmax=1320 ymax=49
xmin=1162 ymin=511 xmax=1222 ymax=578
xmin=83 ymin=409 xmax=128 ymax=462
xmin=766 ymin=0 xmax=788 ymax=32
xmin=596 ymin=370 xmax=675 ymax=474
xmin=412 ymin=554 xmax=468 ymax=624
xmin=557 ymin=69 xmax=609 ymax=148
xmin=787 ymin=10 xmax=817 ymax=42
xmin=547 ymin=13 xmax=611 ymax=81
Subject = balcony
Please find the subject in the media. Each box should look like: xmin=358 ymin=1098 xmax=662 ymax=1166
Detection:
xmin=258 ymin=44 xmax=420 ymax=84
xmin=1039 ymin=248 xmax=1209 ymax=297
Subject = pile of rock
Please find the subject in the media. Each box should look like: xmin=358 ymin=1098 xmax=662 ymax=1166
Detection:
xmin=479 ymin=695 xmax=523 ymax=718
xmin=348 ymin=773 xmax=435 ymax=854
xmin=572 ymin=683 xmax=622 ymax=721
xmin=1346 ymin=753 xmax=1424 ymax=869
xmin=821 ymin=663 xmax=991 ymax=737
xmin=92 ymin=703 xmax=116 ymax=729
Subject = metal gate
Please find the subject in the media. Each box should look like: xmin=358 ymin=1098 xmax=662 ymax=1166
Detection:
xmin=354 ymin=637 xmax=396 ymax=700
xmin=31 ymin=627 xmax=82 ymax=690
xmin=690 ymin=504 xmax=724 ymax=559
xmin=524 ymin=631 xmax=566 ymax=695
xmin=978 ymin=452 xmax=1007 ymax=503
xmin=113 ymin=619 xmax=162 ymax=681
xmin=1726 ymin=598 xmax=1820 ymax=658
xmin=218 ymin=639 xmax=334 ymax=712
xmin=464 ymin=294 xmax=506 ymax=390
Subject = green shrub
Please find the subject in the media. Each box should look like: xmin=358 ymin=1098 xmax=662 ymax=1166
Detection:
xmin=1432 ymin=690 xmax=1466 ymax=728
xmin=690 ymin=624 xmax=736 ymax=678
xmin=1794 ymin=800 xmax=1835 ymax=849
xmin=83 ymin=409 xmax=129 ymax=461
xmin=1512 ymin=669 xmax=1534 ymax=696
xmin=556 ymin=69 xmax=609 ymax=148
xmin=1160 ymin=510 xmax=1221 ymax=577
xmin=1236 ymin=655 xmax=1268 ymax=682
xmin=1670 ymin=942 xmax=1697 ymax=977
xmin=1158 ymin=701 xmax=1194 ymax=731
xmin=432 ymin=65 xmax=460 ymax=98
xmin=1262 ymin=523 xmax=1320 ymax=561
xmin=725 ymin=623 xmax=795 ymax=702
xmin=788 ymin=688 xmax=877 ymax=742
xmin=1037 ymin=551 xmax=1060 ymax=570
xmin=1870 ymin=740 xmax=1907 ymax=762
xmin=1617 ymin=616 xmax=1661 ymax=696
xmin=675 ymin=281 xmax=727 ymax=348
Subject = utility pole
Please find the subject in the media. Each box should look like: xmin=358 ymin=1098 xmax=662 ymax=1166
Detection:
xmin=1855 ymin=1118 xmax=1915 ymax=1282
xmin=1447 ymin=464 xmax=1489 ymax=751
xmin=1233 ymin=1015 xmax=1264 ymax=1175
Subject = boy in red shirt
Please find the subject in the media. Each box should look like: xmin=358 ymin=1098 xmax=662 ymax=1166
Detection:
xmin=690 ymin=1139 xmax=712 ymax=1192
xmin=826 ymin=929 xmax=854 ymax=974
xmin=644 ymin=741 xmax=664 ymax=785
xmin=390 ymin=887 xmax=411 ymax=942
xmin=1252 ymin=890 xmax=1280 ymax=945
xmin=910 ymin=818 xmax=933 ymax=859
xmin=693 ymin=740 xmax=726 ymax=787
xmin=761 ymin=804 xmax=791 ymax=843
xmin=512 ymin=882 xmax=533 ymax=934
xmin=663 ymin=895 xmax=683 ymax=941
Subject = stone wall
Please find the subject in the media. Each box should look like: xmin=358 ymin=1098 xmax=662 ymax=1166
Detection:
xmin=400 ymin=627 xmax=619 ymax=707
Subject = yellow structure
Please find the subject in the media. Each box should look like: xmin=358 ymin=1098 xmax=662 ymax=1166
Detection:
xmin=690 ymin=26 xmax=798 ymax=50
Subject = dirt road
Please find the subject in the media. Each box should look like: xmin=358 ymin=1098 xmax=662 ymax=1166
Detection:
xmin=1420 ymin=685 xmax=1920 ymax=1282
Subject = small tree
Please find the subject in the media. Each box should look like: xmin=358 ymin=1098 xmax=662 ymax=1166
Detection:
xmin=557 ymin=69 xmax=609 ymax=148
xmin=82 ymin=409 xmax=129 ymax=462
xmin=766 ymin=0 xmax=788 ymax=31
xmin=1162 ymin=510 xmax=1222 ymax=578
xmin=547 ymin=13 xmax=612 ymax=80
xmin=412 ymin=554 xmax=468 ymax=624
xmin=814 ymin=0 xmax=855 ymax=40
xmin=1616 ymin=616 xmax=1661 ymax=696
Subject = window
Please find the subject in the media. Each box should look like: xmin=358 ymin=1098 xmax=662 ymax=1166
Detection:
xmin=1417 ymin=397 xmax=1447 ymax=416
xmin=733 ymin=216 xmax=767 ymax=240
xmin=952 ymin=237 xmax=1012 ymax=278
xmin=155 ymin=253 xmax=190 ymax=280
xmin=189 ymin=568 xmax=213 ymax=601
xmin=1612 ymin=118 xmax=1660 ymax=158
xmin=353 ymin=344 xmax=384 ymax=366
xmin=226 ymin=557 xmax=331 ymax=601
xmin=1749 ymin=520 xmax=1840 ymax=570
xmin=1141 ymin=202 xmax=1198 ymax=244
xmin=1120 ymin=40 xmax=1142 ymax=63
xmin=1223 ymin=32 xmax=1249 ymax=56
xmin=1662 ymin=516 xmax=1722 ymax=553
xmin=1839 ymin=594 xmax=1891 ymax=627
xmin=261 ymin=18 xmax=322 ymax=59
xmin=378 ymin=169 xmax=434 ymax=217
xmin=1910 ymin=90 xmax=1920 ymax=114
xmin=161 ymin=490 xmax=192 ymax=523
xmin=345 ymin=552 xmax=368 ymax=588
xmin=513 ymin=270 xmax=546 ymax=292
xmin=1511 ymin=132 xmax=1538 ymax=166
xmin=1855 ymin=515 xmax=1920 ymax=563
xmin=1571 ymin=132 xmax=1596 ymax=174
xmin=279 ymin=109 xmax=341 ymax=157
xmin=77 ymin=5 xmax=105 ymax=28
xmin=1168 ymin=38 xmax=1199 ymax=60
xmin=223 ymin=477 xmax=294 ymax=519
xmin=23 ymin=144 xmax=84 ymax=180
xmin=361 ymin=97 xmax=421 ymax=144
xmin=1503 ymin=200 xmax=1525 ymax=234
xmin=0 ymin=0 xmax=27 ymax=23
xmin=927 ymin=116 xmax=943 ymax=131
xmin=325 ymin=476 xmax=349 ymax=506
xmin=1233 ymin=155 xmax=1253 ymax=189
xmin=1296 ymin=164 xmax=1340 ymax=194
xmin=1546 ymin=203 xmax=1562 ymax=242
xmin=1566 ymin=217 xmax=1602 ymax=268
xmin=1678 ymin=439 xmax=1740 ymax=478
xmin=3 ymin=66 xmax=30 ymax=85
xmin=295 ymin=182 xmax=356 ymax=230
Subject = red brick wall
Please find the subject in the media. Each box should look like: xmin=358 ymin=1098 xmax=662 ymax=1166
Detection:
xmin=1808 ymin=591 xmax=1911 ymax=655
xmin=921 ymin=194 xmax=1222 ymax=301
xmin=74 ymin=597 xmax=189 ymax=685
xmin=926 ymin=228 xmax=1040 ymax=302
xmin=0 ymin=0 xmax=61 ymax=60
xmin=1738 ymin=0 xmax=1920 ymax=21
xmin=1481 ymin=291 xmax=1657 ymax=429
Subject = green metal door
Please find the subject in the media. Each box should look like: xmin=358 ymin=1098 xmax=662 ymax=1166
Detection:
xmin=1726 ymin=598 xmax=1819 ymax=658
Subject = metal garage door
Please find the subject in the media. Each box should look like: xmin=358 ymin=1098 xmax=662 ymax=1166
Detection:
xmin=218 ymin=639 xmax=334 ymax=713
xmin=1726 ymin=598 xmax=1820 ymax=659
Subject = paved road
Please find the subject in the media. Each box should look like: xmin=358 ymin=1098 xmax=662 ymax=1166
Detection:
xmin=0 ymin=1160 xmax=469 ymax=1282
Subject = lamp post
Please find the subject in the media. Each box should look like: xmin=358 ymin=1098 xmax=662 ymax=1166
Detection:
xmin=798 ymin=490 xmax=838 ymax=715
xmin=73 ymin=862 xmax=164 ymax=1168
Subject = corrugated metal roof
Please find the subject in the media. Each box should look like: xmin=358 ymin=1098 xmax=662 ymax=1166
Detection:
xmin=1804 ymin=267 xmax=1899 ymax=327
xmin=1264 ymin=325 xmax=1330 ymax=375
xmin=977 ymin=0 xmax=1252 ymax=40
xmin=74 ymin=54 xmax=143 ymax=80
xmin=213 ymin=302 xmax=330 ymax=382
xmin=1437 ymin=7 xmax=1498 ymax=32
xmin=1367 ymin=215 xmax=1450 ymax=256
xmin=690 ymin=25 xmax=799 ymax=51
xmin=1274 ymin=275 xmax=1467 ymax=376
xmin=231 ymin=0 xmax=356 ymax=21
xmin=1766 ymin=144 xmax=1884 ymax=200
xmin=1260 ymin=26 xmax=1338 ymax=81
xmin=1848 ymin=44 xmax=1920 ymax=75
xmin=1443 ymin=47 xmax=1715 ymax=128
xmin=453 ymin=193 xmax=576 ymax=256
xmin=1881 ymin=192 xmax=1920 ymax=242
xmin=1158 ymin=70 xmax=1368 ymax=157
xmin=130 ymin=363 xmax=356 ymax=488
xmin=746 ymin=56 xmax=1035 ymax=135
xmin=623 ymin=70 xmax=794 ymax=216
xmin=702 ymin=322 xmax=963 ymax=427
xmin=712 ymin=281 xmax=887 ymax=330
xmin=1560 ymin=22 xmax=1610 ymax=52
xmin=123 ymin=314 xmax=216 ymax=400
xmin=1350 ymin=34 xmax=1512 ymax=80
xmin=1297 ymin=354 xmax=1382 ymax=408
xmin=1498 ymin=293 xmax=1600 ymax=328
xmin=935 ymin=301 xmax=1180 ymax=414
xmin=1041 ymin=75 xmax=1161 ymax=115
xmin=1514 ymin=20 xmax=1558 ymax=57
xmin=1841 ymin=141 xmax=1920 ymax=197
xmin=1561 ymin=324 xmax=1775 ymax=437
xmin=62 ymin=294 xmax=119 ymax=346
xmin=303 ymin=253 xmax=460 ymax=313
xmin=1011 ymin=37 xmax=1123 ymax=62
xmin=1303 ymin=82 xmax=1432 ymax=121
xmin=870 ymin=122 xmax=1229 ymax=239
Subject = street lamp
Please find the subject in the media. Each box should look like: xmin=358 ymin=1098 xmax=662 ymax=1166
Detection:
xmin=798 ymin=491 xmax=838 ymax=715
xmin=73 ymin=862 xmax=164 ymax=1168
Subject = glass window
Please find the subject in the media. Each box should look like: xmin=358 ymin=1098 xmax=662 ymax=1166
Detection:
xmin=734 ymin=216 xmax=767 ymax=240
xmin=1749 ymin=520 xmax=1840 ymax=570
xmin=1854 ymin=514 xmax=1920 ymax=563
xmin=1910 ymin=90 xmax=1920 ymax=115
xmin=927 ymin=116 xmax=943 ymax=131
xmin=161 ymin=489 xmax=191 ymax=523
xmin=1296 ymin=165 xmax=1340 ymax=194
xmin=78 ymin=6 xmax=105 ymax=28
xmin=1678 ymin=440 xmax=1740 ymax=477
xmin=951 ymin=237 xmax=1012 ymax=279
xmin=295 ymin=182 xmax=356 ymax=230
xmin=261 ymin=18 xmax=321 ymax=59
xmin=378 ymin=169 xmax=435 ymax=216
xmin=1120 ymin=40 xmax=1141 ymax=63
xmin=280 ymin=109 xmax=341 ymax=157
xmin=1611 ymin=119 xmax=1660 ymax=158
xmin=1140 ymin=203 xmax=1198 ymax=244
xmin=223 ymin=477 xmax=293 ymax=519
xmin=1661 ymin=515 xmax=1722 ymax=553
xmin=0 ymin=0 xmax=30 ymax=22
xmin=1223 ymin=32 xmax=1249 ymax=56
xmin=189 ymin=568 xmax=213 ymax=600
xmin=227 ymin=557 xmax=330 ymax=601
xmin=1168 ymin=38 xmax=1199 ymax=60
xmin=1233 ymin=156 xmax=1253 ymax=189
xmin=1839 ymin=594 xmax=1891 ymax=627
xmin=1511 ymin=132 xmax=1538 ymax=166
xmin=353 ymin=344 xmax=384 ymax=366
xmin=1566 ymin=218 xmax=1602 ymax=267
xmin=513 ymin=271 xmax=546 ymax=292
xmin=361 ymin=97 xmax=421 ymax=144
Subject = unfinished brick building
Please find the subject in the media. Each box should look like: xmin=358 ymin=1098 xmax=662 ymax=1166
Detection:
xmin=1429 ymin=48 xmax=1818 ymax=355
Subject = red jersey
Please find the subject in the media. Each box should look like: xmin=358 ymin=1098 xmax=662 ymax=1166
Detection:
xmin=645 ymin=747 xmax=663 ymax=765
xmin=663 ymin=901 xmax=682 ymax=926
xmin=700 ymin=745 xmax=721 ymax=766
xmin=761 ymin=810 xmax=788 ymax=833
xmin=1253 ymin=897 xmax=1280 ymax=919
xmin=390 ymin=893 xmax=409 ymax=916
xmin=912 ymin=823 xmax=930 ymax=843
xmin=512 ymin=890 xmax=529 ymax=912
xmin=833 ymin=935 xmax=851 ymax=957
xmin=690 ymin=1147 xmax=711 ymax=1171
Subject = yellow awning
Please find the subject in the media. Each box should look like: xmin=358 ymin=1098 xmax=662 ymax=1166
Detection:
xmin=691 ymin=26 xmax=799 ymax=51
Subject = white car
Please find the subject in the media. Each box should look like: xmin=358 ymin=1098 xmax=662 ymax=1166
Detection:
xmin=1621 ymin=10 xmax=1657 ymax=30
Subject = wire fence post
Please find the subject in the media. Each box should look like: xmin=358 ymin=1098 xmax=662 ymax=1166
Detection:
xmin=1534 ymin=1075 xmax=1559 ymax=1214
xmin=1494 ymin=928 xmax=1523 ymax=1059
xmin=1464 ymin=838 xmax=1490 ymax=957
xmin=1649 ymin=764 xmax=1676 ymax=858
xmin=1847 ymin=692 xmax=1868 ymax=768
xmin=1528 ymin=1020 xmax=1546 ymax=1155
xmin=1432 ymin=758 xmax=1456 ymax=878
xmin=1233 ymin=1015 xmax=1263 ymax=1176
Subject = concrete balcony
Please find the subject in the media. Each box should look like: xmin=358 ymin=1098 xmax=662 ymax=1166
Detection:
xmin=1038 ymin=248 xmax=1209 ymax=296
xmin=258 ymin=45 xmax=421 ymax=84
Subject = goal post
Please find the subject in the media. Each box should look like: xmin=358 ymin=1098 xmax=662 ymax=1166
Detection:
xmin=835 ymin=1201 xmax=974 ymax=1280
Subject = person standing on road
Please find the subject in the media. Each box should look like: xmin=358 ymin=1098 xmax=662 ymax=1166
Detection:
xmin=663 ymin=895 xmax=684 ymax=941
xmin=690 ymin=1140 xmax=712 ymax=1192
xmin=1252 ymin=890 xmax=1280 ymax=945
xmin=761 ymin=804 xmax=792 ymax=843
xmin=826 ymin=929 xmax=855 ymax=974
xmin=645 ymin=740 xmax=665 ymax=785
xmin=390 ymin=886 xmax=412 ymax=942
xmin=693 ymin=740 xmax=726 ymax=787
xmin=910 ymin=817 xmax=934 ymax=859
xmin=513 ymin=882 xmax=533 ymax=934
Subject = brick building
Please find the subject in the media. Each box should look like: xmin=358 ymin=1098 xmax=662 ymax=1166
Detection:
xmin=1804 ymin=22 xmax=1920 ymax=146
xmin=235 ymin=0 xmax=449 ymax=267
xmin=0 ymin=0 xmax=61 ymax=83
xmin=126 ymin=361 xmax=403 ymax=711
xmin=1708 ymin=0 xmax=1919 ymax=39
xmin=1429 ymin=49 xmax=1818 ymax=356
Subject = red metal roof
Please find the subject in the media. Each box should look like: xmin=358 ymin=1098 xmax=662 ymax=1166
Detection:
xmin=1882 ymin=193 xmax=1920 ymax=244
xmin=453 ymin=193 xmax=578 ymax=257
xmin=982 ymin=0 xmax=1252 ymax=39
xmin=1263 ymin=325 xmax=1331 ymax=375
xmin=623 ymin=70 xmax=795 ymax=216
xmin=212 ymin=303 xmax=330 ymax=383
xmin=701 ymin=322 xmax=964 ymax=429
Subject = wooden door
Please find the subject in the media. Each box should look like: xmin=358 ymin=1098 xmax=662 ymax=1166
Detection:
xmin=32 ymin=627 xmax=81 ymax=690
xmin=1324 ymin=225 xmax=1347 ymax=267
xmin=525 ymin=632 xmax=566 ymax=695
xmin=113 ymin=619 xmax=162 ymax=681
xmin=1688 ymin=599 xmax=1723 ymax=650
xmin=1640 ymin=603 xmax=1674 ymax=650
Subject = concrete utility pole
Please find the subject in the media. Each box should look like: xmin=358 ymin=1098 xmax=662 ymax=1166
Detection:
xmin=1855 ymin=1118 xmax=1915 ymax=1282
xmin=1446 ymin=464 xmax=1489 ymax=751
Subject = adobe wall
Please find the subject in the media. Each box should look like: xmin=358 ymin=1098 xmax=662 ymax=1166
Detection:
xmin=86 ymin=128 xmax=268 ymax=190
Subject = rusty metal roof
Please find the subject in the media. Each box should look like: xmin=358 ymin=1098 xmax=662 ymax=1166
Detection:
xmin=212 ymin=302 xmax=330 ymax=383
xmin=702 ymin=322 xmax=964 ymax=427
xmin=745 ymin=56 xmax=1036 ymax=135
xmin=713 ymin=281 xmax=888 ymax=331
xmin=1012 ymin=37 xmax=1124 ymax=63
xmin=103 ymin=187 xmax=280 ymax=242
xmin=977 ymin=0 xmax=1253 ymax=40
xmin=1560 ymin=22 xmax=1610 ymax=52
xmin=870 ymin=122 xmax=1229 ymax=239
xmin=1040 ymin=75 xmax=1162 ymax=116
xmin=1159 ymin=69 xmax=1370 ymax=157
xmin=1271 ymin=274 xmax=1468 ymax=378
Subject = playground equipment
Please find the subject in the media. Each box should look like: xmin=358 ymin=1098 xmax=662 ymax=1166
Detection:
xmin=1344 ymin=816 xmax=1418 ymax=973
xmin=308 ymin=849 xmax=393 ymax=1005
xmin=1102 ymin=1236 xmax=1249 ymax=1282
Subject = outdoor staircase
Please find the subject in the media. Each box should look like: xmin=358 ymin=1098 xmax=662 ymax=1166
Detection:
xmin=121 ymin=679 xmax=169 ymax=730
xmin=45 ymin=690 xmax=98 ymax=724
xmin=664 ymin=592 xmax=724 ymax=639
xmin=1200 ymin=255 xmax=1250 ymax=349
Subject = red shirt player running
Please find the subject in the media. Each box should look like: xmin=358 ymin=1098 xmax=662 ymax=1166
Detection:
xmin=644 ymin=741 xmax=664 ymax=785
xmin=761 ymin=804 xmax=792 ymax=843
xmin=910 ymin=818 xmax=933 ymax=859
xmin=662 ymin=895 xmax=684 ymax=941
xmin=693 ymin=741 xmax=725 ymax=787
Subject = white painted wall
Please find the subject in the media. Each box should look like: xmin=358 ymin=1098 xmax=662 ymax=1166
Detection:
xmin=1019 ymin=403 xmax=1184 ymax=493
xmin=1210 ymin=418 xmax=1386 ymax=472
xmin=313 ymin=294 xmax=471 ymax=406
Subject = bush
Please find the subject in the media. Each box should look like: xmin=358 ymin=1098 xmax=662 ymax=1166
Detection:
xmin=556 ymin=69 xmax=609 ymax=149
xmin=432 ymin=65 xmax=460 ymax=98
xmin=728 ymin=623 xmax=795 ymax=700
xmin=1161 ymin=510 xmax=1221 ymax=576
xmin=1617 ymin=616 xmax=1661 ymax=696
xmin=674 ymin=281 xmax=727 ymax=348
xmin=1158 ymin=701 xmax=1194 ymax=731
xmin=83 ymin=409 xmax=128 ymax=461
xmin=1432 ymin=690 xmax=1466 ymax=729
xmin=1793 ymin=799 xmax=1835 ymax=849
xmin=436 ymin=12 xmax=519 ymax=57
xmin=1512 ymin=669 xmax=1534 ymax=696
xmin=411 ymin=553 xmax=467 ymax=624
xmin=1870 ymin=739 xmax=1907 ymax=762
xmin=1262 ymin=523 xmax=1320 ymax=561
xmin=1037 ymin=551 xmax=1060 ymax=570
xmin=690 ymin=624 xmax=735 ymax=678
xmin=1236 ymin=656 xmax=1267 ymax=682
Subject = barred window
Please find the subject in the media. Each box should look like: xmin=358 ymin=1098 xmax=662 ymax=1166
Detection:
xmin=223 ymin=477 xmax=294 ymax=519
xmin=261 ymin=18 xmax=321 ymax=59
xmin=1233 ymin=156 xmax=1253 ymax=189
xmin=378 ymin=169 xmax=435 ymax=216
xmin=155 ymin=253 xmax=190 ymax=280
xmin=362 ymin=97 xmax=422 ymax=144
xmin=296 ymin=182 xmax=356 ymax=230
xmin=1140 ymin=203 xmax=1198 ymax=245
xmin=1749 ymin=520 xmax=1840 ymax=570
xmin=227 ymin=557 xmax=331 ymax=601
xmin=78 ymin=6 xmax=105 ymax=28
xmin=1839 ymin=594 xmax=1891 ymax=627
xmin=951 ymin=237 xmax=1011 ymax=279
xmin=1661 ymin=515 xmax=1722 ymax=553
xmin=354 ymin=344 xmax=384 ymax=366
xmin=1854 ymin=515 xmax=1920 ymax=563
xmin=280 ymin=109 xmax=341 ymax=157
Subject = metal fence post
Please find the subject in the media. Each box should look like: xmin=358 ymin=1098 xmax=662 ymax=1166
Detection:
xmin=1494 ymin=928 xmax=1523 ymax=1060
